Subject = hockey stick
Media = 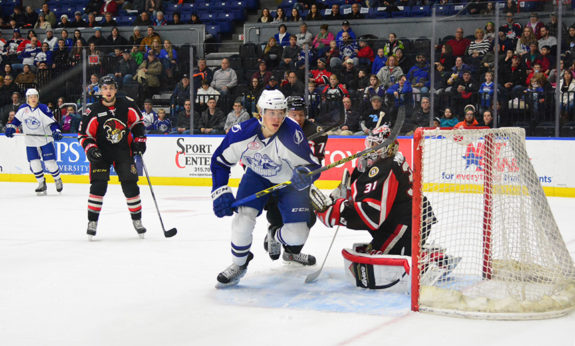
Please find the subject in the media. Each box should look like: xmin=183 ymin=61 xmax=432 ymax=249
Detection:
xmin=14 ymin=133 xmax=53 ymax=138
xmin=308 ymin=122 xmax=340 ymax=140
xmin=139 ymin=155 xmax=178 ymax=238
xmin=305 ymin=225 xmax=341 ymax=283
xmin=231 ymin=106 xmax=406 ymax=208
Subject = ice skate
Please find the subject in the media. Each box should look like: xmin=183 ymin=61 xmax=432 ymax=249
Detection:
xmin=420 ymin=246 xmax=461 ymax=285
xmin=87 ymin=221 xmax=98 ymax=240
xmin=216 ymin=252 xmax=254 ymax=288
xmin=263 ymin=225 xmax=281 ymax=260
xmin=35 ymin=179 xmax=47 ymax=196
xmin=55 ymin=178 xmax=63 ymax=193
xmin=132 ymin=219 xmax=147 ymax=239
xmin=283 ymin=250 xmax=316 ymax=266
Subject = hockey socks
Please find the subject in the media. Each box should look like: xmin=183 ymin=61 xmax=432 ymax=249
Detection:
xmin=88 ymin=194 xmax=104 ymax=221
xmin=126 ymin=195 xmax=142 ymax=220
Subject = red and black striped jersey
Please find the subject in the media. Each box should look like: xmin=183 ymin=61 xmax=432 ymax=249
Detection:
xmin=302 ymin=119 xmax=327 ymax=164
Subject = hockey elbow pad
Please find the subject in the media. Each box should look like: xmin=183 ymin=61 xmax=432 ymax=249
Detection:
xmin=317 ymin=198 xmax=346 ymax=228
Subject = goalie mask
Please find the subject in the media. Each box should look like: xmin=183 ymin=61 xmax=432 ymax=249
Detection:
xmin=360 ymin=125 xmax=399 ymax=170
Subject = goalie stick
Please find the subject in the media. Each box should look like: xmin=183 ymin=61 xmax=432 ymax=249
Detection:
xmin=231 ymin=106 xmax=406 ymax=208
xmin=305 ymin=168 xmax=351 ymax=283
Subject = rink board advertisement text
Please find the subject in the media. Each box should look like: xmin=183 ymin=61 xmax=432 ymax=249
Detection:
xmin=0 ymin=135 xmax=574 ymax=197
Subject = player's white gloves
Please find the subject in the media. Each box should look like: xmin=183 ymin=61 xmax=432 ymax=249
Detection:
xmin=317 ymin=198 xmax=347 ymax=228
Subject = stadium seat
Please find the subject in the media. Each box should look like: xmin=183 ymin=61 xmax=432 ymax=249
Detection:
xmin=372 ymin=7 xmax=391 ymax=18
xmin=182 ymin=3 xmax=197 ymax=14
xmin=245 ymin=0 xmax=258 ymax=10
xmin=216 ymin=13 xmax=233 ymax=33
xmin=411 ymin=5 xmax=430 ymax=17
xmin=518 ymin=0 xmax=543 ymax=11
xmin=392 ymin=6 xmax=411 ymax=17
xmin=435 ymin=5 xmax=452 ymax=16
xmin=450 ymin=4 xmax=467 ymax=15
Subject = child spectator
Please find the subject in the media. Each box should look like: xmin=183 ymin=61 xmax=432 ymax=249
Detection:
xmin=440 ymin=107 xmax=458 ymax=127
xmin=372 ymin=48 xmax=387 ymax=75
xmin=479 ymin=71 xmax=495 ymax=112
xmin=152 ymin=109 xmax=172 ymax=134
xmin=364 ymin=74 xmax=385 ymax=101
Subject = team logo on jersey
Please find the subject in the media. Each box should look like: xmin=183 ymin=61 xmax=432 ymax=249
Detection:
xmin=294 ymin=130 xmax=304 ymax=144
xmin=243 ymin=152 xmax=281 ymax=177
xmin=231 ymin=124 xmax=242 ymax=133
xmin=368 ymin=167 xmax=379 ymax=178
xmin=248 ymin=140 xmax=261 ymax=150
xmin=24 ymin=117 xmax=41 ymax=130
xmin=84 ymin=108 xmax=91 ymax=115
xmin=103 ymin=118 xmax=127 ymax=144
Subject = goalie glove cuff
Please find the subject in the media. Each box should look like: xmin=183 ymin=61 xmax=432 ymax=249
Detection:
xmin=317 ymin=198 xmax=346 ymax=228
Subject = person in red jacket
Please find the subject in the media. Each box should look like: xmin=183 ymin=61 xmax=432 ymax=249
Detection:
xmin=311 ymin=58 xmax=333 ymax=86
xmin=446 ymin=27 xmax=471 ymax=58
xmin=356 ymin=37 xmax=374 ymax=66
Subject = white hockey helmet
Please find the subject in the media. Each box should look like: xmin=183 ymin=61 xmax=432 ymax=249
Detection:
xmin=365 ymin=125 xmax=398 ymax=160
xmin=257 ymin=89 xmax=287 ymax=114
xmin=26 ymin=88 xmax=39 ymax=97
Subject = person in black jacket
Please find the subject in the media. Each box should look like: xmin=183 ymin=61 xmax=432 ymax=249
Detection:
xmin=199 ymin=97 xmax=225 ymax=134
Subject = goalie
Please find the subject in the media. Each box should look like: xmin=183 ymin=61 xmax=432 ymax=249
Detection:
xmin=313 ymin=125 xmax=451 ymax=289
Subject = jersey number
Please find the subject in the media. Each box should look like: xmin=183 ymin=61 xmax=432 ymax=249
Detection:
xmin=364 ymin=181 xmax=378 ymax=193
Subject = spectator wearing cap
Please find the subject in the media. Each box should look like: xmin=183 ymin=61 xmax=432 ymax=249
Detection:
xmin=142 ymin=99 xmax=158 ymax=132
xmin=135 ymin=50 xmax=162 ymax=102
xmin=34 ymin=14 xmax=51 ymax=30
xmin=360 ymin=95 xmax=386 ymax=134
xmin=42 ymin=29 xmax=57 ymax=50
xmin=274 ymin=24 xmax=291 ymax=47
xmin=71 ymin=11 xmax=87 ymax=28
xmin=40 ymin=3 xmax=57 ymax=28
xmin=281 ymin=71 xmax=304 ymax=97
xmin=280 ymin=36 xmax=300 ymax=71
xmin=264 ymin=75 xmax=280 ymax=91
xmin=454 ymin=107 xmax=479 ymax=129
xmin=170 ymin=74 xmax=190 ymax=114
xmin=312 ymin=24 xmax=334 ymax=57
xmin=224 ymin=99 xmax=250 ymax=133
xmin=326 ymin=4 xmax=342 ymax=21
xmin=211 ymin=58 xmax=237 ymax=95
xmin=101 ymin=12 xmax=118 ymax=27
xmin=538 ymin=26 xmax=557 ymax=51
xmin=311 ymin=58 xmax=333 ymax=86
xmin=336 ymin=21 xmax=356 ymax=46
xmin=135 ymin=12 xmax=153 ymax=27
xmin=23 ymin=6 xmax=38 ymax=28
xmin=57 ymin=14 xmax=73 ymax=28
xmin=446 ymin=28 xmax=471 ymax=58
xmin=199 ymin=97 xmax=226 ymax=134
xmin=348 ymin=4 xmax=364 ymax=20
xmin=252 ymin=61 xmax=272 ymax=86
xmin=452 ymin=70 xmax=478 ymax=116
xmin=340 ymin=58 xmax=357 ymax=90
xmin=100 ymin=0 xmax=118 ymax=15
xmin=406 ymin=53 xmax=430 ymax=101
xmin=108 ymin=27 xmax=128 ymax=49
xmin=356 ymin=37 xmax=374 ymax=67
xmin=115 ymin=49 xmax=137 ymax=87
xmin=526 ymin=12 xmax=544 ymax=40
xmin=140 ymin=26 xmax=161 ymax=52
xmin=376 ymin=55 xmax=404 ymax=90
xmin=295 ymin=23 xmax=313 ymax=48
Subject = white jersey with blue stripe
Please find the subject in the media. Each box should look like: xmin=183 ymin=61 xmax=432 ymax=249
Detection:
xmin=10 ymin=103 xmax=58 ymax=147
xmin=211 ymin=117 xmax=321 ymax=190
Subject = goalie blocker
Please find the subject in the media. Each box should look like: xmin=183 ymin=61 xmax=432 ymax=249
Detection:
xmin=342 ymin=243 xmax=411 ymax=291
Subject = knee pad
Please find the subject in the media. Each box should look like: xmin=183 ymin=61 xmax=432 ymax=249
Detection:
xmin=44 ymin=160 xmax=60 ymax=174
xmin=29 ymin=159 xmax=43 ymax=174
xmin=342 ymin=243 xmax=411 ymax=291
xmin=121 ymin=181 xmax=140 ymax=198
xmin=276 ymin=222 xmax=309 ymax=246
xmin=90 ymin=181 xmax=108 ymax=196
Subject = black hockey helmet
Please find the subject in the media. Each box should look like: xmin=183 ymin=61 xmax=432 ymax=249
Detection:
xmin=99 ymin=74 xmax=118 ymax=89
xmin=286 ymin=95 xmax=305 ymax=111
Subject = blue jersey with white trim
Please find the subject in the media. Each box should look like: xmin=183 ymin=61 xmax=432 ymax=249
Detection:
xmin=9 ymin=103 xmax=58 ymax=147
xmin=211 ymin=117 xmax=321 ymax=191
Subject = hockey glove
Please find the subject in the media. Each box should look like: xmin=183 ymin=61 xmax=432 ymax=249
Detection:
xmin=52 ymin=129 xmax=63 ymax=141
xmin=291 ymin=166 xmax=313 ymax=191
xmin=309 ymin=185 xmax=331 ymax=212
xmin=317 ymin=198 xmax=346 ymax=228
xmin=132 ymin=136 xmax=147 ymax=155
xmin=4 ymin=126 xmax=16 ymax=138
xmin=86 ymin=146 xmax=104 ymax=164
xmin=211 ymin=185 xmax=236 ymax=218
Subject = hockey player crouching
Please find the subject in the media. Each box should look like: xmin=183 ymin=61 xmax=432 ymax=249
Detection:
xmin=4 ymin=88 xmax=64 ymax=195
xmin=78 ymin=76 xmax=148 ymax=239
xmin=263 ymin=95 xmax=328 ymax=264
xmin=211 ymin=89 xmax=321 ymax=288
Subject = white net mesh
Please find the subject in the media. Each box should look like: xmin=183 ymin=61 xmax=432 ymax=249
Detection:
xmin=414 ymin=128 xmax=575 ymax=319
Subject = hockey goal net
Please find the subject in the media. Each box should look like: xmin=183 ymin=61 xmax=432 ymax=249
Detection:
xmin=411 ymin=127 xmax=575 ymax=320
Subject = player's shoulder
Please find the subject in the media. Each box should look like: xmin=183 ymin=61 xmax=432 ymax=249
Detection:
xmin=302 ymin=120 xmax=319 ymax=137
xmin=277 ymin=118 xmax=308 ymax=150
xmin=16 ymin=104 xmax=29 ymax=112
xmin=225 ymin=117 xmax=260 ymax=142
xmin=37 ymin=103 xmax=52 ymax=114
xmin=117 ymin=95 xmax=138 ymax=107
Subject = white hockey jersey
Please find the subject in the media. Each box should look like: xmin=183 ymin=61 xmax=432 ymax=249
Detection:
xmin=211 ymin=117 xmax=321 ymax=190
xmin=9 ymin=103 xmax=57 ymax=147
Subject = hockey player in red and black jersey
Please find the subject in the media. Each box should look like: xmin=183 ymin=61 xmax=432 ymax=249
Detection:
xmin=78 ymin=75 xmax=148 ymax=239
xmin=263 ymin=95 xmax=328 ymax=264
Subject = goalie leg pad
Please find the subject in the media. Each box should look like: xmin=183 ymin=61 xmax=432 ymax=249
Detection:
xmin=342 ymin=244 xmax=411 ymax=292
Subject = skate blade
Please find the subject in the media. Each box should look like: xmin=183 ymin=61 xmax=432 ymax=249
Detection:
xmin=138 ymin=234 xmax=145 ymax=239
xmin=36 ymin=191 xmax=47 ymax=196
xmin=215 ymin=280 xmax=240 ymax=289
xmin=87 ymin=235 xmax=95 ymax=241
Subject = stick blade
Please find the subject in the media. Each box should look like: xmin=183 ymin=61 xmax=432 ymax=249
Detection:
xmin=164 ymin=228 xmax=178 ymax=238
xmin=304 ymin=270 xmax=321 ymax=283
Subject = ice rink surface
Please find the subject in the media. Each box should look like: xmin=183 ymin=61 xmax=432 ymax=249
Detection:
xmin=1 ymin=182 xmax=574 ymax=346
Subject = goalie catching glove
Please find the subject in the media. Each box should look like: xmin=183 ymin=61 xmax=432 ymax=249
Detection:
xmin=317 ymin=198 xmax=346 ymax=227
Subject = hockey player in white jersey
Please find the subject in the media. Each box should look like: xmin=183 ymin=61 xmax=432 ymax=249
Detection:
xmin=4 ymin=88 xmax=63 ymax=195
xmin=211 ymin=89 xmax=321 ymax=287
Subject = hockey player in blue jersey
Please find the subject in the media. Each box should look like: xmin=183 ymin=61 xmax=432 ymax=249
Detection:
xmin=4 ymin=88 xmax=63 ymax=195
xmin=211 ymin=89 xmax=321 ymax=287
